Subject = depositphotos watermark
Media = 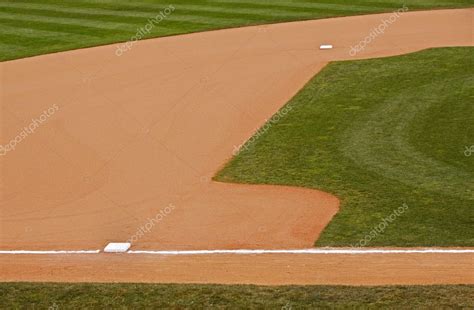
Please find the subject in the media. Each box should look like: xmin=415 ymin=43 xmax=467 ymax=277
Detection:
xmin=48 ymin=302 xmax=59 ymax=310
xmin=127 ymin=203 xmax=175 ymax=244
xmin=0 ymin=104 xmax=59 ymax=156
xmin=349 ymin=5 xmax=408 ymax=56
xmin=464 ymin=145 xmax=474 ymax=157
xmin=115 ymin=4 xmax=175 ymax=56
xmin=232 ymin=104 xmax=294 ymax=156
xmin=281 ymin=302 xmax=293 ymax=310
xmin=352 ymin=203 xmax=409 ymax=248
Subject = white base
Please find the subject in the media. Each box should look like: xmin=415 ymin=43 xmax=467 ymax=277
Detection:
xmin=320 ymin=44 xmax=333 ymax=50
xmin=104 ymin=242 xmax=131 ymax=253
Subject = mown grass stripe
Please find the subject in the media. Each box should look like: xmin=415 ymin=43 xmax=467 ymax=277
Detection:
xmin=0 ymin=17 xmax=121 ymax=38
xmin=0 ymin=24 xmax=97 ymax=42
xmin=34 ymin=0 xmax=317 ymax=19
xmin=211 ymin=0 xmax=382 ymax=12
xmin=332 ymin=0 xmax=465 ymax=8
xmin=0 ymin=10 xmax=242 ymax=38
xmin=0 ymin=2 xmax=251 ymax=26
xmin=0 ymin=15 xmax=214 ymax=46
xmin=175 ymin=3 xmax=316 ymax=18
xmin=1 ymin=1 xmax=472 ymax=62
xmin=0 ymin=42 xmax=25 ymax=53
xmin=0 ymin=11 xmax=144 ymax=31
xmin=340 ymin=77 xmax=473 ymax=200
xmin=0 ymin=33 xmax=67 ymax=49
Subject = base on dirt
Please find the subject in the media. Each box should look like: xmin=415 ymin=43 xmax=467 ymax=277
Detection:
xmin=320 ymin=44 xmax=333 ymax=50
xmin=104 ymin=243 xmax=131 ymax=253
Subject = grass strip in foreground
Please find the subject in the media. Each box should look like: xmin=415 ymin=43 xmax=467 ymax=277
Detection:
xmin=1 ymin=283 xmax=473 ymax=308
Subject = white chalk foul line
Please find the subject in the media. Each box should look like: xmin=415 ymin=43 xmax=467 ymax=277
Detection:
xmin=1 ymin=248 xmax=473 ymax=255
xmin=0 ymin=250 xmax=100 ymax=254
xmin=128 ymin=249 xmax=474 ymax=255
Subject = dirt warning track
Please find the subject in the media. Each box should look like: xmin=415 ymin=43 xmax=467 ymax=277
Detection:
xmin=1 ymin=9 xmax=473 ymax=284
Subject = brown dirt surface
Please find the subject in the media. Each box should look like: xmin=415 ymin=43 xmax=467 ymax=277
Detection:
xmin=1 ymin=252 xmax=473 ymax=285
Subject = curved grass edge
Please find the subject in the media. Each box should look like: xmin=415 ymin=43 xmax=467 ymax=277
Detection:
xmin=215 ymin=47 xmax=474 ymax=247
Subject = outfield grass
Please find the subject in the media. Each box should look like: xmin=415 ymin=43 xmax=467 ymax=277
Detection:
xmin=0 ymin=0 xmax=473 ymax=61
xmin=1 ymin=283 xmax=473 ymax=308
xmin=216 ymin=47 xmax=474 ymax=247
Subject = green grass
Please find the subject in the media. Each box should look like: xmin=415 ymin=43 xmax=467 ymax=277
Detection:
xmin=216 ymin=47 xmax=474 ymax=247
xmin=0 ymin=0 xmax=473 ymax=61
xmin=1 ymin=283 xmax=473 ymax=308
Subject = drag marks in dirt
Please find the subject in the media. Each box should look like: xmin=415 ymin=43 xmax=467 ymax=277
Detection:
xmin=0 ymin=104 xmax=59 ymax=157
xmin=349 ymin=4 xmax=409 ymax=56
xmin=127 ymin=203 xmax=176 ymax=244
xmin=115 ymin=4 xmax=175 ymax=57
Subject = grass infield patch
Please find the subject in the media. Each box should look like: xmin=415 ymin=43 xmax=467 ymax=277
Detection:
xmin=216 ymin=47 xmax=474 ymax=247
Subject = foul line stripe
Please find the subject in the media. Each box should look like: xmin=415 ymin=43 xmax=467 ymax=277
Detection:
xmin=1 ymin=249 xmax=473 ymax=255
xmin=0 ymin=250 xmax=100 ymax=254
xmin=128 ymin=249 xmax=474 ymax=255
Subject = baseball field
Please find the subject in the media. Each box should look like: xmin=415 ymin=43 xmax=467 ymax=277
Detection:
xmin=0 ymin=0 xmax=473 ymax=61
xmin=1 ymin=0 xmax=473 ymax=308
